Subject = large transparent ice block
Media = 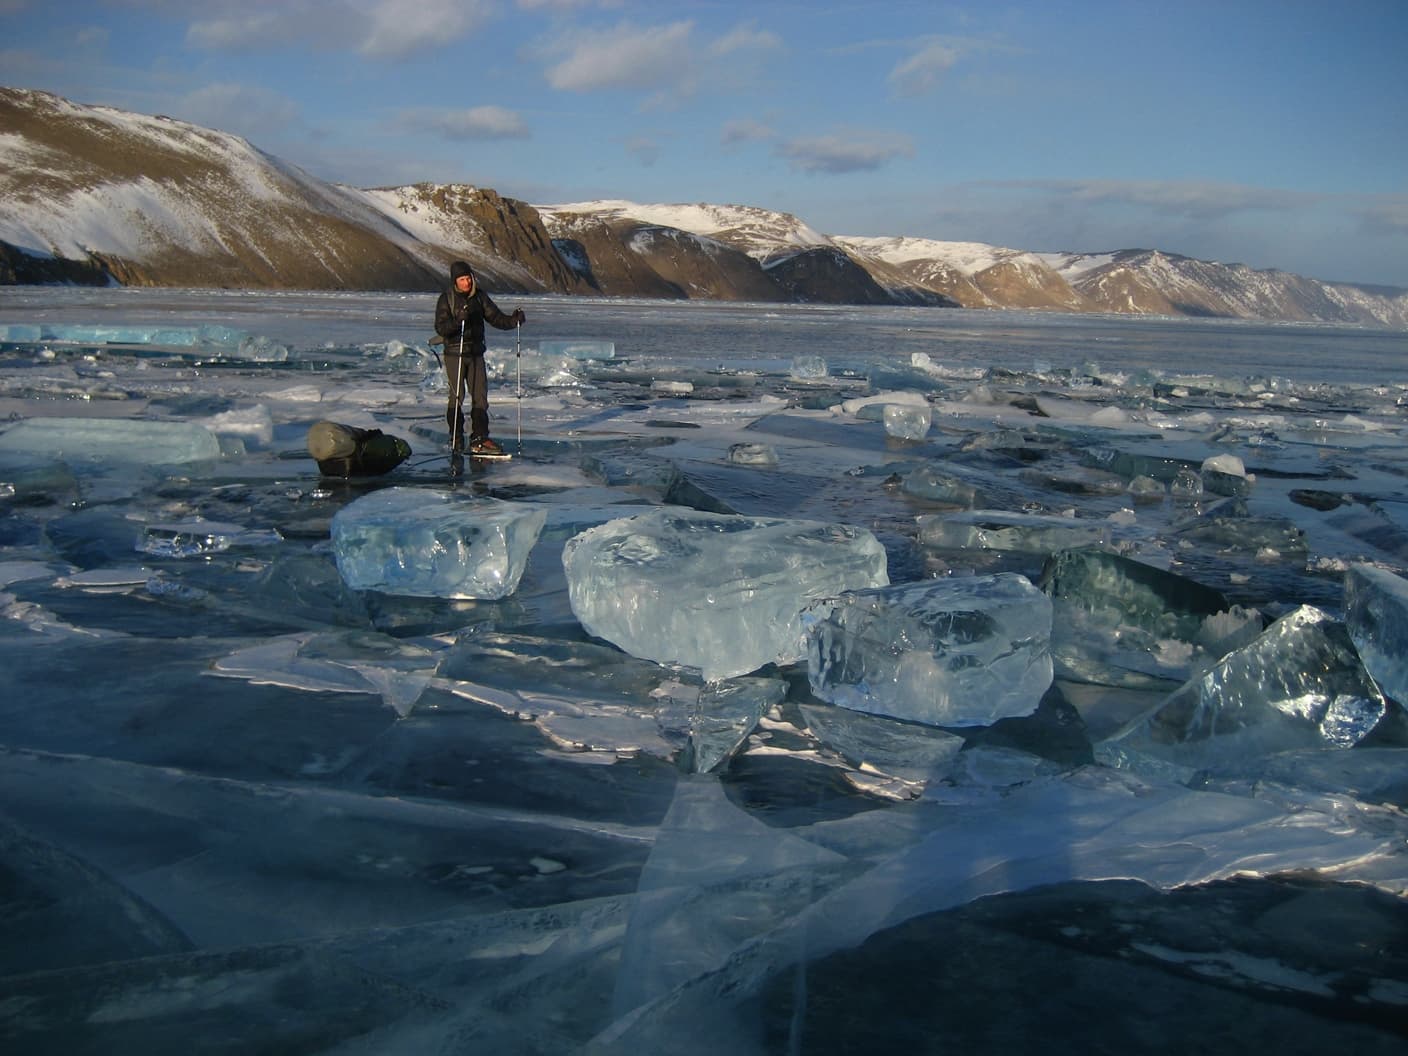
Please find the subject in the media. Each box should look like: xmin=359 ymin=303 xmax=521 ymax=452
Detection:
xmin=1344 ymin=563 xmax=1408 ymax=704
xmin=561 ymin=508 xmax=888 ymax=680
xmin=1039 ymin=547 xmax=1260 ymax=689
xmin=330 ymin=487 xmax=546 ymax=599
xmin=1103 ymin=605 xmax=1389 ymax=777
xmin=803 ymin=573 xmax=1053 ymax=727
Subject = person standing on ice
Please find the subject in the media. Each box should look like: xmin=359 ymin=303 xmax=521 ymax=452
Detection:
xmin=433 ymin=260 xmax=525 ymax=455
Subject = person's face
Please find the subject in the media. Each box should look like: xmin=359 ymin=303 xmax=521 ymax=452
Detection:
xmin=455 ymin=274 xmax=473 ymax=293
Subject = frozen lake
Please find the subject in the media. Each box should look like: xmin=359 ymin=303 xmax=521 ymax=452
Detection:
xmin=1 ymin=288 xmax=1406 ymax=1053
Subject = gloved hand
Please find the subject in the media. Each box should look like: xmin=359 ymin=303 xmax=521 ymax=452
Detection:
xmin=513 ymin=309 xmax=527 ymax=325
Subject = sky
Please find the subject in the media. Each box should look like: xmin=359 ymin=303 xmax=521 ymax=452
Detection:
xmin=2 ymin=0 xmax=1406 ymax=287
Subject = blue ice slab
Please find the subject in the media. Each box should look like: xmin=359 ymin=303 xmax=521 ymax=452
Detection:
xmin=803 ymin=574 xmax=1053 ymax=727
xmin=1102 ymin=605 xmax=1389 ymax=780
xmin=918 ymin=509 xmax=1111 ymax=555
xmin=331 ymin=487 xmax=546 ymax=600
xmin=562 ymin=508 xmax=889 ymax=681
xmin=1344 ymin=563 xmax=1408 ymax=704
xmin=538 ymin=339 xmax=615 ymax=360
xmin=0 ymin=417 xmax=223 ymax=465
xmin=0 ymin=323 xmax=251 ymax=348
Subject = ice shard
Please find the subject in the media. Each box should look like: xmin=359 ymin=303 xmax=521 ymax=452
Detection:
xmin=901 ymin=467 xmax=978 ymax=507
xmin=665 ymin=677 xmax=787 ymax=773
xmin=726 ymin=443 xmax=779 ymax=466
xmin=883 ymin=401 xmax=932 ymax=440
xmin=918 ymin=509 xmax=1111 ymax=554
xmin=1039 ymin=547 xmax=1260 ymax=689
xmin=0 ymin=417 xmax=222 ymax=465
xmin=802 ymin=574 xmax=1053 ymax=727
xmin=1344 ymin=563 xmax=1408 ymax=703
xmin=1173 ymin=499 xmax=1307 ymax=556
xmin=799 ymin=703 xmax=965 ymax=783
xmin=330 ymin=487 xmax=546 ymax=599
xmin=561 ymin=508 xmax=888 ymax=680
xmin=537 ymin=339 xmax=615 ymax=360
xmin=137 ymin=519 xmax=283 ymax=558
xmin=1103 ymin=605 xmax=1389 ymax=776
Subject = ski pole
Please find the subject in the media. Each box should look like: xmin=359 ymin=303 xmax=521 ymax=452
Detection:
xmin=452 ymin=316 xmax=466 ymax=452
xmin=516 ymin=318 xmax=522 ymax=455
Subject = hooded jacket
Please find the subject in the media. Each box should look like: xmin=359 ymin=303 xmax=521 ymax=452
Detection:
xmin=434 ymin=261 xmax=517 ymax=356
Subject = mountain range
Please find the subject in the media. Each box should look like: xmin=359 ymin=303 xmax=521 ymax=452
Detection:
xmin=3 ymin=86 xmax=1406 ymax=329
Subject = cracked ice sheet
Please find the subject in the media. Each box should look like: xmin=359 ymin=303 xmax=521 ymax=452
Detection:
xmin=0 ymin=746 xmax=657 ymax=949
xmin=581 ymin=763 xmax=1407 ymax=1054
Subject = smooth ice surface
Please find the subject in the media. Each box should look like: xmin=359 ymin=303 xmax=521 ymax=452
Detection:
xmin=2 ymin=288 xmax=1407 ymax=1054
xmin=803 ymin=574 xmax=1053 ymax=727
xmin=331 ymin=487 xmax=546 ymax=599
xmin=0 ymin=417 xmax=222 ymax=465
xmin=563 ymin=508 xmax=889 ymax=680
xmin=1345 ymin=563 xmax=1408 ymax=703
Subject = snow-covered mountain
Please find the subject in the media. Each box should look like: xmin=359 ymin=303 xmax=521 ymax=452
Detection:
xmin=3 ymin=87 xmax=1406 ymax=327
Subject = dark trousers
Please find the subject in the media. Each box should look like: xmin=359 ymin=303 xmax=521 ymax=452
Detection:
xmin=443 ymin=351 xmax=488 ymax=446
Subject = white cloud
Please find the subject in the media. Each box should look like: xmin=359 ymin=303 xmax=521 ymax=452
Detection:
xmin=400 ymin=105 xmax=530 ymax=140
xmin=1356 ymin=195 xmax=1408 ymax=238
xmin=75 ymin=26 xmax=110 ymax=49
xmin=541 ymin=18 xmax=780 ymax=104
xmin=517 ymin=0 xmax=623 ymax=9
xmin=624 ymin=135 xmax=660 ymax=166
xmin=178 ymin=82 xmax=303 ymax=139
xmin=777 ymin=131 xmax=914 ymax=174
xmin=544 ymin=20 xmax=695 ymax=93
xmin=709 ymin=21 xmax=783 ymax=58
xmin=888 ymin=37 xmax=960 ymax=97
xmin=184 ymin=0 xmax=492 ymax=60
xmin=360 ymin=0 xmax=494 ymax=60
xmin=989 ymin=179 xmax=1317 ymax=221
xmin=186 ymin=10 xmax=322 ymax=51
xmin=721 ymin=117 xmax=775 ymax=146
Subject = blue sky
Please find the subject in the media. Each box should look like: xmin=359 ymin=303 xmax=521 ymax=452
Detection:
xmin=4 ymin=0 xmax=1406 ymax=286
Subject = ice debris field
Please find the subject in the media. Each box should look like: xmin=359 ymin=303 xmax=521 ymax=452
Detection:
xmin=1 ymin=289 xmax=1407 ymax=1053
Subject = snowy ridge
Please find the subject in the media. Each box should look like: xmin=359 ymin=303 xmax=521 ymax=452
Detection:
xmin=2 ymin=86 xmax=1406 ymax=325
xmin=839 ymin=234 xmax=1040 ymax=277
xmin=539 ymin=199 xmax=835 ymax=264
